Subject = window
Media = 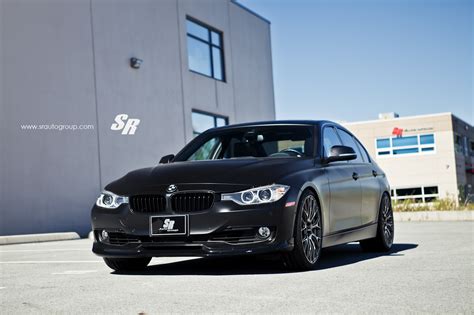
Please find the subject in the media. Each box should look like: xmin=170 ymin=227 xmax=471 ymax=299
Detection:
xmin=192 ymin=111 xmax=228 ymax=136
xmin=323 ymin=127 xmax=342 ymax=158
xmin=355 ymin=139 xmax=371 ymax=163
xmin=392 ymin=185 xmax=439 ymax=203
xmin=375 ymin=133 xmax=436 ymax=157
xmin=336 ymin=128 xmax=364 ymax=163
xmin=186 ymin=18 xmax=224 ymax=81
xmin=176 ymin=126 xmax=315 ymax=161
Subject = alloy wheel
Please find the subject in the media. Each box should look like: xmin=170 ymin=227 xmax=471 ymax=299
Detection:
xmin=381 ymin=195 xmax=394 ymax=247
xmin=300 ymin=195 xmax=322 ymax=264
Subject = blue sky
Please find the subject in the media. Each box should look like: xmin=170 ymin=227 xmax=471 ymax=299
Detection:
xmin=239 ymin=0 xmax=473 ymax=124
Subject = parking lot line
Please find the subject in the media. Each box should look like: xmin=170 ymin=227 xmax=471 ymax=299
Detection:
xmin=0 ymin=261 xmax=102 ymax=264
xmin=52 ymin=270 xmax=98 ymax=275
xmin=0 ymin=249 xmax=90 ymax=253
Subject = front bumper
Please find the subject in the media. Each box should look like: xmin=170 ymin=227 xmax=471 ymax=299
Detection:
xmin=91 ymin=198 xmax=297 ymax=258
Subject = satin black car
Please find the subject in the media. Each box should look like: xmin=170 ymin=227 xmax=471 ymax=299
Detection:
xmin=91 ymin=120 xmax=394 ymax=271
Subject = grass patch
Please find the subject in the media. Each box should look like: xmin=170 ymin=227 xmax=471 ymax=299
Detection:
xmin=393 ymin=198 xmax=474 ymax=212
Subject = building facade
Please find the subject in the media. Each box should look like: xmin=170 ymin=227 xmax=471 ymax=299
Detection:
xmin=344 ymin=113 xmax=474 ymax=203
xmin=0 ymin=0 xmax=275 ymax=236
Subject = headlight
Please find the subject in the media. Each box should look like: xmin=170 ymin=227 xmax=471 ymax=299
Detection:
xmin=221 ymin=184 xmax=290 ymax=205
xmin=96 ymin=191 xmax=128 ymax=209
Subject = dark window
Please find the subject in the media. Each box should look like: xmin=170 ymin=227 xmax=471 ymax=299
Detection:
xmin=396 ymin=187 xmax=422 ymax=196
xmin=336 ymin=128 xmax=364 ymax=163
xmin=355 ymin=139 xmax=370 ymax=163
xmin=323 ymin=127 xmax=342 ymax=158
xmin=191 ymin=111 xmax=228 ymax=136
xmin=393 ymin=148 xmax=419 ymax=155
xmin=186 ymin=18 xmax=224 ymax=81
xmin=424 ymin=186 xmax=439 ymax=195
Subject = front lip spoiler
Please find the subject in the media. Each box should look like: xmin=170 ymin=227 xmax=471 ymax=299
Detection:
xmin=92 ymin=240 xmax=293 ymax=258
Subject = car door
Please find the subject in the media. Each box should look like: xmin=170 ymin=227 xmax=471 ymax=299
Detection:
xmin=322 ymin=126 xmax=362 ymax=233
xmin=337 ymin=128 xmax=380 ymax=226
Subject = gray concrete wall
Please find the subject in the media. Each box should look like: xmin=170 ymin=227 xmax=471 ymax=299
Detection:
xmin=0 ymin=0 xmax=274 ymax=236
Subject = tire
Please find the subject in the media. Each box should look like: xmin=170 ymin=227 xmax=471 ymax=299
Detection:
xmin=360 ymin=193 xmax=394 ymax=252
xmin=103 ymin=257 xmax=151 ymax=272
xmin=283 ymin=190 xmax=323 ymax=271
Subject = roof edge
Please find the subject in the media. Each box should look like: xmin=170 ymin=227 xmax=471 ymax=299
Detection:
xmin=230 ymin=0 xmax=271 ymax=24
xmin=343 ymin=112 xmax=472 ymax=126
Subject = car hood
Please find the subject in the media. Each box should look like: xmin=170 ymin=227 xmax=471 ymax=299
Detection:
xmin=105 ymin=158 xmax=314 ymax=195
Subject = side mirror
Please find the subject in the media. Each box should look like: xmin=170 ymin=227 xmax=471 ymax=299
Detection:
xmin=326 ymin=145 xmax=357 ymax=163
xmin=159 ymin=154 xmax=175 ymax=164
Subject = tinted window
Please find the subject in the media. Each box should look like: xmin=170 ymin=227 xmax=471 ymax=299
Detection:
xmin=192 ymin=111 xmax=228 ymax=136
xmin=186 ymin=18 xmax=224 ymax=81
xmin=337 ymin=129 xmax=364 ymax=163
xmin=420 ymin=134 xmax=434 ymax=145
xmin=392 ymin=136 xmax=418 ymax=147
xmin=355 ymin=139 xmax=370 ymax=163
xmin=323 ymin=127 xmax=342 ymax=158
xmin=376 ymin=138 xmax=390 ymax=148
xmin=177 ymin=126 xmax=315 ymax=161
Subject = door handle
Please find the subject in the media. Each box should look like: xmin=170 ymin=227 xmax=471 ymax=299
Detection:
xmin=352 ymin=172 xmax=359 ymax=180
xmin=372 ymin=170 xmax=378 ymax=177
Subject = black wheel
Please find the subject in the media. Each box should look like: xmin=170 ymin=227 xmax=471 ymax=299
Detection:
xmin=103 ymin=257 xmax=151 ymax=272
xmin=284 ymin=190 xmax=322 ymax=271
xmin=360 ymin=193 xmax=394 ymax=252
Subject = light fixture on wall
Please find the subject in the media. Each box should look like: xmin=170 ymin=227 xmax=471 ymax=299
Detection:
xmin=130 ymin=57 xmax=143 ymax=69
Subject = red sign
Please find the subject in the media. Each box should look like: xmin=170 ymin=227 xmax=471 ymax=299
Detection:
xmin=392 ymin=127 xmax=403 ymax=137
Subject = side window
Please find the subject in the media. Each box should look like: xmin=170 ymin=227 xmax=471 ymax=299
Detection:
xmin=336 ymin=128 xmax=364 ymax=163
xmin=355 ymin=139 xmax=370 ymax=163
xmin=323 ymin=127 xmax=342 ymax=158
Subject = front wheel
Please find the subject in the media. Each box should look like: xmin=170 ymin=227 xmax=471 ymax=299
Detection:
xmin=283 ymin=190 xmax=322 ymax=271
xmin=103 ymin=257 xmax=151 ymax=272
xmin=360 ymin=193 xmax=394 ymax=252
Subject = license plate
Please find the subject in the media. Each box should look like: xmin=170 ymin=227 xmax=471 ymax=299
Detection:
xmin=150 ymin=215 xmax=187 ymax=236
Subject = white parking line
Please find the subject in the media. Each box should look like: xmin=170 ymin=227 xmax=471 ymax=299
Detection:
xmin=0 ymin=287 xmax=6 ymax=290
xmin=0 ymin=249 xmax=90 ymax=253
xmin=0 ymin=261 xmax=102 ymax=264
xmin=52 ymin=270 xmax=98 ymax=275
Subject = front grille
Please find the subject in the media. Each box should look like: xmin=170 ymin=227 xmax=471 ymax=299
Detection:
xmin=171 ymin=192 xmax=214 ymax=212
xmin=129 ymin=195 xmax=166 ymax=213
xmin=107 ymin=232 xmax=140 ymax=245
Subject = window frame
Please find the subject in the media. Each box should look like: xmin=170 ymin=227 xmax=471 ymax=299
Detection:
xmin=335 ymin=127 xmax=367 ymax=164
xmin=391 ymin=185 xmax=440 ymax=203
xmin=375 ymin=133 xmax=436 ymax=158
xmin=186 ymin=16 xmax=225 ymax=82
xmin=191 ymin=109 xmax=228 ymax=136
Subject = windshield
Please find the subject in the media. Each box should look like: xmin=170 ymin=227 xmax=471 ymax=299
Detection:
xmin=176 ymin=125 xmax=315 ymax=161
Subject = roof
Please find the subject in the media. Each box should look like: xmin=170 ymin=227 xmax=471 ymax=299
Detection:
xmin=343 ymin=112 xmax=472 ymax=128
xmin=210 ymin=120 xmax=340 ymax=132
xmin=230 ymin=1 xmax=271 ymax=24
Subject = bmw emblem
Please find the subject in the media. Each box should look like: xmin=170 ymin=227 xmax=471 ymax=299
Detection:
xmin=166 ymin=184 xmax=177 ymax=193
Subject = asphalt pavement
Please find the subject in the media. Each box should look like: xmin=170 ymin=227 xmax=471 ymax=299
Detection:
xmin=1 ymin=222 xmax=473 ymax=314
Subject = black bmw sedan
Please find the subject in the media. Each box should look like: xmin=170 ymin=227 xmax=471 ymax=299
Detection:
xmin=91 ymin=120 xmax=394 ymax=271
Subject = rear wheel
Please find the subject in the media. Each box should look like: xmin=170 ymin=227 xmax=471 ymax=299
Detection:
xmin=283 ymin=190 xmax=322 ymax=271
xmin=103 ymin=257 xmax=151 ymax=272
xmin=360 ymin=193 xmax=394 ymax=252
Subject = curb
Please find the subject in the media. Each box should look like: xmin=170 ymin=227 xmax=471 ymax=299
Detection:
xmin=0 ymin=232 xmax=80 ymax=245
xmin=394 ymin=210 xmax=473 ymax=222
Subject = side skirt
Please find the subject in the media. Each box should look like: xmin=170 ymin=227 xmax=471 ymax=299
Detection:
xmin=322 ymin=223 xmax=377 ymax=248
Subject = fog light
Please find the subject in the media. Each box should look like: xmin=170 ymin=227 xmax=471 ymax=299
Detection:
xmin=99 ymin=230 xmax=109 ymax=242
xmin=258 ymin=226 xmax=271 ymax=238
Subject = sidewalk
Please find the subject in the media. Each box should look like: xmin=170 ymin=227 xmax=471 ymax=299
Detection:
xmin=394 ymin=210 xmax=473 ymax=222
xmin=0 ymin=232 xmax=80 ymax=245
